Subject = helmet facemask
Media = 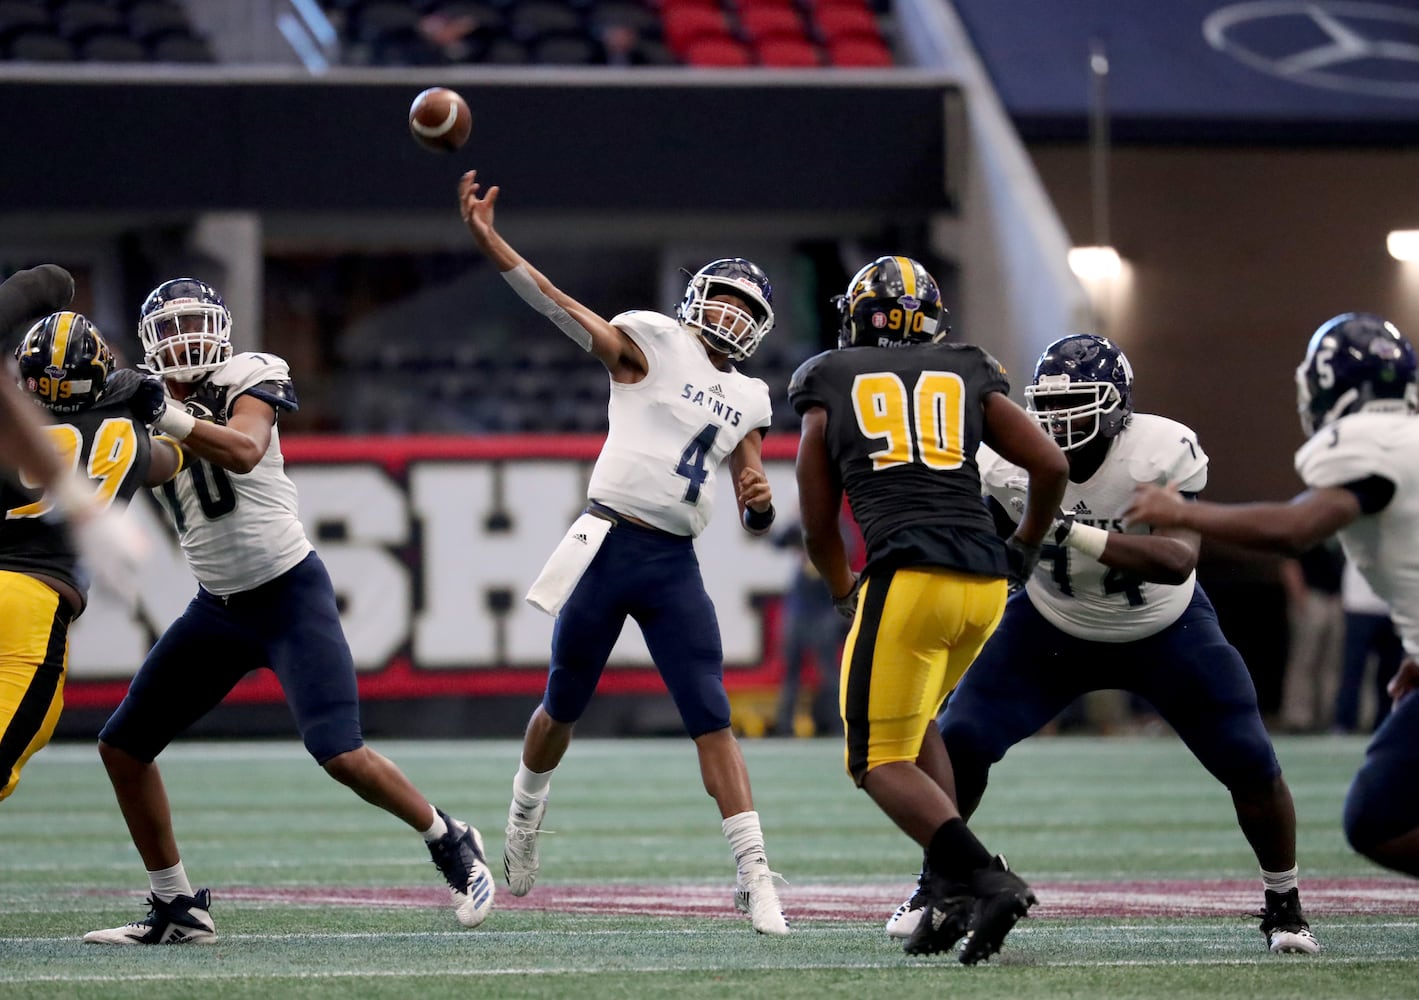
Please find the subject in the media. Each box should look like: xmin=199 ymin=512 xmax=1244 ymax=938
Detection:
xmin=1026 ymin=374 xmax=1126 ymax=451
xmin=139 ymin=299 xmax=232 ymax=382
xmin=680 ymin=278 xmax=773 ymax=361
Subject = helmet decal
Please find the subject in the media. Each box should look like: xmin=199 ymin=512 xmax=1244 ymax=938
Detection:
xmin=1297 ymin=313 xmax=1418 ymax=437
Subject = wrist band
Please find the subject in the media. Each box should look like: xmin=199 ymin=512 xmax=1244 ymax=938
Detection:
xmin=155 ymin=405 xmax=196 ymax=441
xmin=1065 ymin=522 xmax=1109 ymax=559
xmin=743 ymin=504 xmax=775 ymax=532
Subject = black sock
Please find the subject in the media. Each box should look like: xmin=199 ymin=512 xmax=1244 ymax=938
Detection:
xmin=926 ymin=818 xmax=993 ymax=884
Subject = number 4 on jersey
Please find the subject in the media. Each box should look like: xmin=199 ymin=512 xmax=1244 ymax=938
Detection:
xmin=675 ymin=424 xmax=718 ymax=504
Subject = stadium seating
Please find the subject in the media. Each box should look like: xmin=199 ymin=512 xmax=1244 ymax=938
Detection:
xmin=315 ymin=0 xmax=895 ymax=69
xmin=0 ymin=0 xmax=215 ymax=63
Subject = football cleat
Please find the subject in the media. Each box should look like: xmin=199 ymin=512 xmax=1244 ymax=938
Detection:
xmin=735 ymin=867 xmax=790 ymax=936
xmin=901 ymin=875 xmax=973 ymax=956
xmin=958 ymin=855 xmax=1036 ymax=966
xmin=1257 ymin=888 xmax=1321 ymax=955
xmin=427 ymin=808 xmax=495 ymax=928
xmin=885 ymin=869 xmax=932 ymax=939
xmin=83 ymin=889 xmax=216 ymax=945
xmin=502 ymin=795 xmax=548 ymax=897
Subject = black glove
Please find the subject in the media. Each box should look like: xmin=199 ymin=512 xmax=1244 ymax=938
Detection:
xmin=129 ymin=372 xmax=169 ymax=426
xmin=1004 ymin=537 xmax=1041 ymax=592
xmin=833 ymin=575 xmax=861 ymax=621
xmin=0 ymin=264 xmax=74 ymax=349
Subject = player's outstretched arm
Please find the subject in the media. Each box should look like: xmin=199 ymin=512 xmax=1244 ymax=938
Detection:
xmin=458 ymin=171 xmax=643 ymax=378
xmin=1122 ymin=483 xmax=1361 ymax=556
xmin=981 ymin=391 xmax=1068 ymax=547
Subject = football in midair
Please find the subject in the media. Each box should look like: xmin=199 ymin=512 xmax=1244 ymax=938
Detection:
xmin=409 ymin=87 xmax=472 ymax=153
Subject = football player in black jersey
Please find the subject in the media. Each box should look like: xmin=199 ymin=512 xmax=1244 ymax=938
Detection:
xmin=788 ymin=256 xmax=1068 ymax=964
xmin=1 ymin=311 xmax=182 ymax=802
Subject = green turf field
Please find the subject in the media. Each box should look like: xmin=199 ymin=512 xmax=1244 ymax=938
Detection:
xmin=3 ymin=734 xmax=1414 ymax=999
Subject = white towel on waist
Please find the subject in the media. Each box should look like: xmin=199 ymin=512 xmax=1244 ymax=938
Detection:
xmin=525 ymin=511 xmax=613 ymax=617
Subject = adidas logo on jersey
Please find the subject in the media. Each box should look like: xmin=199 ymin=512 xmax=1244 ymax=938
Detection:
xmin=573 ymin=533 xmax=588 ymax=543
xmin=709 ymin=384 xmax=725 ymax=397
xmin=1072 ymin=500 xmax=1092 ymax=516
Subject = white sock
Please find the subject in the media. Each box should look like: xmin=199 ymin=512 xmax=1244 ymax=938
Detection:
xmin=513 ymin=762 xmax=553 ymax=809
xmin=722 ymin=810 xmax=769 ymax=877
xmin=148 ymin=862 xmax=194 ymax=902
xmin=421 ymin=806 xmax=448 ymax=843
xmin=1262 ymin=865 xmax=1299 ymax=894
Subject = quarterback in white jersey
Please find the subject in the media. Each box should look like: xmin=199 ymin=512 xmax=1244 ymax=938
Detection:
xmin=588 ymin=309 xmax=772 ymax=537
xmin=86 ymin=279 xmax=496 ymax=948
xmin=903 ymin=335 xmax=1321 ymax=955
xmin=1128 ymin=312 xmax=1419 ymax=879
xmin=460 ymin=169 xmax=789 ymax=936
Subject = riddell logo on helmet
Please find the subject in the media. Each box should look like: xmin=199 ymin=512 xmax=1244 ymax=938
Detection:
xmin=871 ymin=313 xmax=888 ymax=328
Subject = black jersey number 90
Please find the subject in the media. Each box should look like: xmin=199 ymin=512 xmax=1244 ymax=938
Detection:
xmin=850 ymin=370 xmax=966 ymax=471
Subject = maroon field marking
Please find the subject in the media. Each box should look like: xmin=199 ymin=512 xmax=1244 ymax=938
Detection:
xmin=91 ymin=878 xmax=1419 ymax=922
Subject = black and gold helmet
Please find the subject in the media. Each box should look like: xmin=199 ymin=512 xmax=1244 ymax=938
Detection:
xmin=14 ymin=311 xmax=114 ymax=413
xmin=835 ymin=255 xmax=949 ymax=349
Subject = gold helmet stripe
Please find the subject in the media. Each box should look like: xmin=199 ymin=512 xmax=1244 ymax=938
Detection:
xmin=49 ymin=311 xmax=76 ymax=373
xmin=894 ymin=256 xmax=917 ymax=299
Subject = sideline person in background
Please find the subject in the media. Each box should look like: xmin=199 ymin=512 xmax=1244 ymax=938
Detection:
xmin=1334 ymin=558 xmax=1403 ymax=734
xmin=789 ymin=255 xmax=1068 ymax=963
xmin=771 ymin=520 xmax=846 ymax=738
xmin=1126 ymin=312 xmax=1419 ymax=879
xmin=459 ymin=170 xmax=790 ymax=936
xmin=85 ymin=278 xmax=495 ymax=945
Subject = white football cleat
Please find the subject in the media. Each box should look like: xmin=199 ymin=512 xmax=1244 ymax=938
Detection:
xmin=735 ymin=868 xmax=790 ymax=936
xmin=503 ymin=796 xmax=548 ymax=897
xmin=83 ymin=889 xmax=216 ymax=945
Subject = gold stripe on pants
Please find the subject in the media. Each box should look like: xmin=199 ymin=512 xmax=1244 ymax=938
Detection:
xmin=0 ymin=571 xmax=70 ymax=802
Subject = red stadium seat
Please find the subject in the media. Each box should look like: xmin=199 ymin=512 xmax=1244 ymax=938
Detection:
xmin=826 ymin=35 xmax=892 ymax=67
xmin=734 ymin=0 xmax=799 ymax=9
xmin=813 ymin=5 xmax=880 ymax=44
xmin=739 ymin=6 xmax=805 ymax=43
xmin=755 ymin=37 xmax=820 ymax=67
xmin=683 ymin=35 xmax=751 ymax=66
xmin=662 ymin=6 xmax=731 ymax=54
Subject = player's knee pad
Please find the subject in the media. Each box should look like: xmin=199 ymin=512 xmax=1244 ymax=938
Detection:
xmin=303 ymin=717 xmax=363 ymax=765
xmin=1343 ymin=753 xmax=1419 ymax=853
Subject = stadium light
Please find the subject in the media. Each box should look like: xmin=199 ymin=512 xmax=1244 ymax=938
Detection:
xmin=1069 ymin=245 xmax=1123 ymax=280
xmin=1387 ymin=230 xmax=1419 ymax=262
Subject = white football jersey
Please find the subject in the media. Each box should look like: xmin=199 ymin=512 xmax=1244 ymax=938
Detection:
xmin=1294 ymin=412 xmax=1419 ymax=655
xmin=158 ymin=352 xmax=312 ymax=595
xmin=586 ymin=311 xmax=772 ymax=537
xmin=979 ymin=413 xmax=1207 ymax=642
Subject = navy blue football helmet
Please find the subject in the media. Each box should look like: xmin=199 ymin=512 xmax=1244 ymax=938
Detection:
xmin=1296 ymin=312 xmax=1418 ymax=437
xmin=15 ymin=311 xmax=113 ymax=413
xmin=676 ymin=258 xmax=774 ymax=360
xmin=1025 ymin=334 xmax=1134 ymax=450
xmin=835 ymin=255 xmax=948 ymax=349
xmin=138 ymin=277 xmax=232 ymax=382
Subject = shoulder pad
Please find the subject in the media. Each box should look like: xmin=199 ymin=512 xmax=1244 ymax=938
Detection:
xmin=787 ymin=350 xmax=835 ymax=414
xmin=1122 ymin=414 xmax=1208 ymax=492
xmin=1294 ymin=414 xmax=1397 ymax=488
xmin=611 ymin=310 xmax=676 ymax=338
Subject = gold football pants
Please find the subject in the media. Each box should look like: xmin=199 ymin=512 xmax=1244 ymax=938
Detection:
xmin=0 ymin=571 xmax=71 ymax=802
xmin=840 ymin=567 xmax=1006 ymax=784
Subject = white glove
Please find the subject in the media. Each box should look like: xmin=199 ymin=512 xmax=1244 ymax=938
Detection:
xmin=70 ymin=505 xmax=152 ymax=610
